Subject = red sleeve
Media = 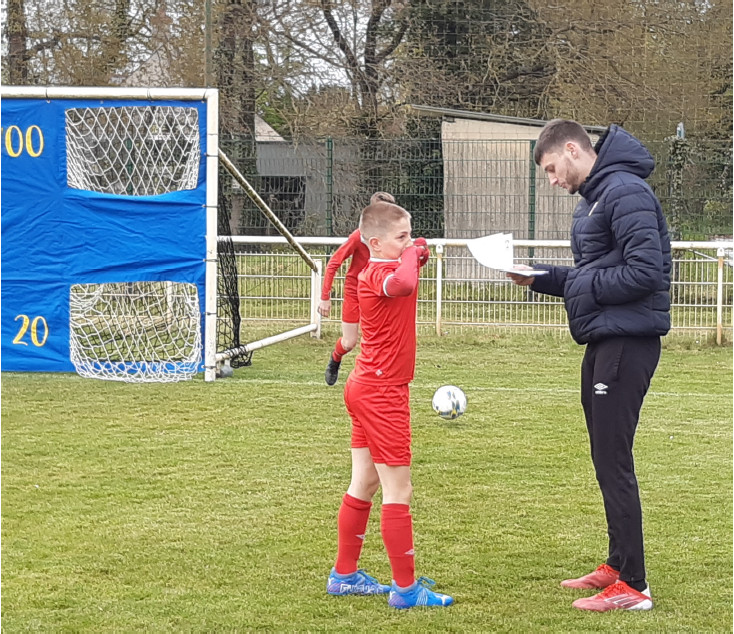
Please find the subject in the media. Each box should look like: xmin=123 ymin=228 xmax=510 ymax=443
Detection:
xmin=321 ymin=230 xmax=361 ymax=300
xmin=384 ymin=247 xmax=420 ymax=297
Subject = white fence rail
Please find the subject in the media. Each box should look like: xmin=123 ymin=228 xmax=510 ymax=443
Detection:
xmin=222 ymin=237 xmax=733 ymax=344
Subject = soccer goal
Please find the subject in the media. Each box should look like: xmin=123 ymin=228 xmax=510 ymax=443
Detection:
xmin=1 ymin=86 xmax=320 ymax=382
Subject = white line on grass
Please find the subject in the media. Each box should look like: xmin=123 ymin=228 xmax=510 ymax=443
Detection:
xmin=223 ymin=378 xmax=726 ymax=399
xmin=32 ymin=374 xmax=728 ymax=399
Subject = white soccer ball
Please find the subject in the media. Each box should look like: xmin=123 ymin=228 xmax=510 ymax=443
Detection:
xmin=432 ymin=385 xmax=467 ymax=420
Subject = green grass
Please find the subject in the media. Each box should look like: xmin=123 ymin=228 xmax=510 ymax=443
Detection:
xmin=2 ymin=333 xmax=732 ymax=632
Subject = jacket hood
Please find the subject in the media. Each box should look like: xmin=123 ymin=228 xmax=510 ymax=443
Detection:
xmin=579 ymin=125 xmax=655 ymax=200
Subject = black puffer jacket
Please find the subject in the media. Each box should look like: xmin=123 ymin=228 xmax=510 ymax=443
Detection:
xmin=531 ymin=125 xmax=671 ymax=344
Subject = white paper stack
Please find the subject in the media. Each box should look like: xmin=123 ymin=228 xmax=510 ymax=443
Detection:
xmin=466 ymin=233 xmax=548 ymax=276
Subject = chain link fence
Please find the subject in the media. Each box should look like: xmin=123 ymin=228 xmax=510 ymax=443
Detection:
xmin=223 ymin=131 xmax=731 ymax=243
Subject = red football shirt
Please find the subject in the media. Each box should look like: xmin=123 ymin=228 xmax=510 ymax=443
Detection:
xmin=350 ymin=248 xmax=421 ymax=385
xmin=320 ymin=230 xmax=370 ymax=301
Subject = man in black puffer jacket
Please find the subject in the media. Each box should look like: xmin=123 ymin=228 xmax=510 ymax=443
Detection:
xmin=508 ymin=119 xmax=671 ymax=612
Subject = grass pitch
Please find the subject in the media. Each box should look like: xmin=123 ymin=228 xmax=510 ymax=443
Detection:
xmin=2 ymin=333 xmax=732 ymax=632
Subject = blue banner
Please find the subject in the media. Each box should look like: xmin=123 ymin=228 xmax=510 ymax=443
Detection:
xmin=1 ymin=98 xmax=208 ymax=372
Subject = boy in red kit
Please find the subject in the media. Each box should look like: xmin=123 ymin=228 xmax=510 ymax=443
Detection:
xmin=318 ymin=192 xmax=395 ymax=386
xmin=326 ymin=200 xmax=453 ymax=609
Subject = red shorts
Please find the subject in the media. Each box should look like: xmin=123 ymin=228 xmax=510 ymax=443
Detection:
xmin=344 ymin=377 xmax=411 ymax=466
xmin=341 ymin=276 xmax=360 ymax=323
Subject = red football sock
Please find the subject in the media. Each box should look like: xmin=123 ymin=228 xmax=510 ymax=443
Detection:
xmin=332 ymin=338 xmax=349 ymax=363
xmin=335 ymin=493 xmax=372 ymax=575
xmin=381 ymin=503 xmax=415 ymax=588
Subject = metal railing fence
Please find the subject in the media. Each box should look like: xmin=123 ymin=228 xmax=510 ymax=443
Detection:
xmin=221 ymin=237 xmax=733 ymax=344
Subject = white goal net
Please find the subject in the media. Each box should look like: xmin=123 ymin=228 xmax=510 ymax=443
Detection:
xmin=65 ymin=105 xmax=201 ymax=196
xmin=69 ymin=282 xmax=201 ymax=382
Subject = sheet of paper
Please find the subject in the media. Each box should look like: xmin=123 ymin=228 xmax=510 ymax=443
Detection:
xmin=467 ymin=233 xmax=549 ymax=276
xmin=466 ymin=233 xmax=514 ymax=270
xmin=500 ymin=268 xmax=548 ymax=277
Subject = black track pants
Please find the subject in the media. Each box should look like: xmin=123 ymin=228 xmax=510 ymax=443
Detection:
xmin=580 ymin=336 xmax=661 ymax=586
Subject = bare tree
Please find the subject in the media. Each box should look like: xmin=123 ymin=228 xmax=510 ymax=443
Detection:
xmin=5 ymin=0 xmax=29 ymax=83
xmin=257 ymin=0 xmax=556 ymax=136
xmin=398 ymin=0 xmax=555 ymax=118
xmin=1 ymin=0 xmax=206 ymax=86
xmin=3 ymin=0 xmax=64 ymax=83
xmin=529 ymin=0 xmax=733 ymax=137
xmin=260 ymin=0 xmax=410 ymax=137
xmin=2 ymin=0 xmax=729 ymax=143
xmin=215 ymin=0 xmax=256 ymax=138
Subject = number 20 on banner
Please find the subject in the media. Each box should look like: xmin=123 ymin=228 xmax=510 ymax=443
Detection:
xmin=13 ymin=315 xmax=49 ymax=347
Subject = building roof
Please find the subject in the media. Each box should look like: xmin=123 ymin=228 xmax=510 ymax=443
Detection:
xmin=254 ymin=117 xmax=286 ymax=142
xmin=409 ymin=104 xmax=607 ymax=133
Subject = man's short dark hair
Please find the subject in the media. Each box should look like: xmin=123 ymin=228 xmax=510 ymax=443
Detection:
xmin=534 ymin=119 xmax=594 ymax=165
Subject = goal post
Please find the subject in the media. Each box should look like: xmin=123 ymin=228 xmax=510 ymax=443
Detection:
xmin=1 ymin=87 xmax=220 ymax=382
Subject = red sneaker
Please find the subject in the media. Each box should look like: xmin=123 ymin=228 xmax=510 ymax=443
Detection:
xmin=572 ymin=581 xmax=653 ymax=612
xmin=561 ymin=564 xmax=620 ymax=589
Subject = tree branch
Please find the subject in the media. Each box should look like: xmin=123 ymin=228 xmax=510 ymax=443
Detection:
xmin=320 ymin=0 xmax=370 ymax=97
xmin=376 ymin=18 xmax=408 ymax=63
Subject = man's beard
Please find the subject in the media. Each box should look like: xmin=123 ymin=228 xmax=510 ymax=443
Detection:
xmin=565 ymin=161 xmax=581 ymax=194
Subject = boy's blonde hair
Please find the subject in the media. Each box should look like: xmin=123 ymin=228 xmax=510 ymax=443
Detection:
xmin=359 ymin=201 xmax=410 ymax=241
xmin=370 ymin=191 xmax=395 ymax=204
